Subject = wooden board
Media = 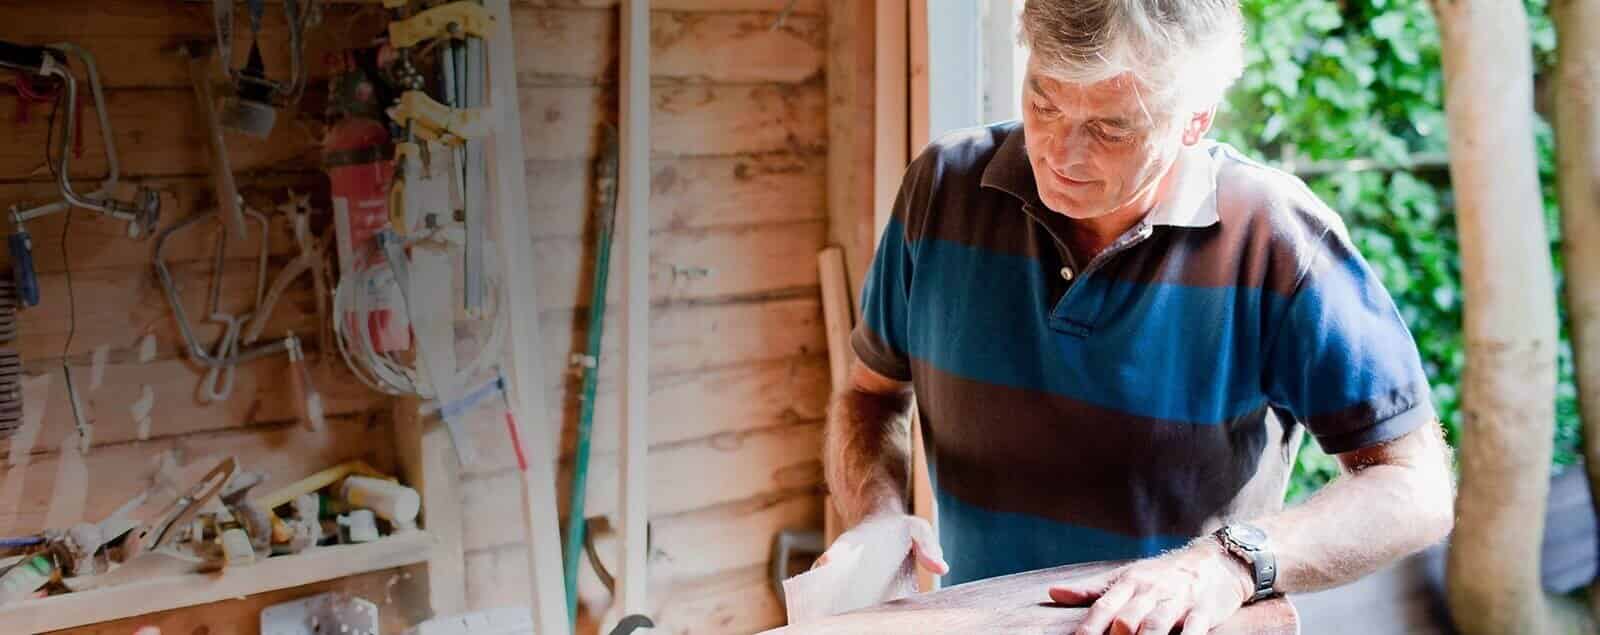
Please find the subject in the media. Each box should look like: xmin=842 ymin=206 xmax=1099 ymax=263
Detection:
xmin=539 ymin=294 xmax=827 ymax=384
xmin=516 ymin=0 xmax=823 ymax=12
xmin=532 ymin=219 xmax=827 ymax=311
xmin=763 ymin=561 xmax=1299 ymax=635
xmin=0 ymin=88 xmax=320 ymax=180
xmin=652 ymin=564 xmax=789 ymax=634
xmin=15 ymin=357 xmax=383 ymax=457
xmin=43 ymin=566 xmax=431 ymax=635
xmin=526 ymin=153 xmax=826 ymax=239
xmin=521 ymin=82 xmax=827 ymax=161
xmin=0 ymin=174 xmax=319 ymax=274
xmin=449 ymin=355 xmax=828 ymax=478
xmin=6 ymin=533 xmax=434 ymax=633
xmin=0 ymin=415 xmax=394 ymax=535
xmin=825 ymin=0 xmax=878 ymax=299
xmin=460 ymin=419 xmax=820 ymax=523
xmin=0 ymin=0 xmax=384 ymax=90
xmin=465 ymin=485 xmax=821 ymax=583
xmin=514 ymin=8 xmax=824 ymax=84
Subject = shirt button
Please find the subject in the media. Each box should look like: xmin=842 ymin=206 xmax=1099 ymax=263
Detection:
xmin=1060 ymin=266 xmax=1074 ymax=281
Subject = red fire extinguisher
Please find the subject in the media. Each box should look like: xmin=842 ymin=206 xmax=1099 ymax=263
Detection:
xmin=323 ymin=52 xmax=409 ymax=353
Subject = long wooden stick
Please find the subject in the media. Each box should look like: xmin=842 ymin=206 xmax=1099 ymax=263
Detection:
xmin=818 ymin=248 xmax=852 ymax=546
xmin=619 ymin=0 xmax=652 ymax=621
xmin=484 ymin=1 xmax=571 ymax=632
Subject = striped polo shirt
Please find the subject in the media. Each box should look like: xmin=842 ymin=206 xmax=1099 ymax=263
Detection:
xmin=851 ymin=122 xmax=1435 ymax=586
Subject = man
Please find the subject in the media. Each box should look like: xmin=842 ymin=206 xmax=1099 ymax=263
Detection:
xmin=821 ymin=1 xmax=1456 ymax=634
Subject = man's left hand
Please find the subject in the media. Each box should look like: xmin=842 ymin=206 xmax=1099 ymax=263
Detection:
xmin=1047 ymin=538 xmax=1254 ymax=635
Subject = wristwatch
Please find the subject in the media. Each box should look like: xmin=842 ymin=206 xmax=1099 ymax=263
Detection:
xmin=1213 ymin=523 xmax=1278 ymax=603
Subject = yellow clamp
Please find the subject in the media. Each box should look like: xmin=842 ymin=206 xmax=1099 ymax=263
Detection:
xmin=387 ymin=141 xmax=422 ymax=236
xmin=390 ymin=90 xmax=491 ymax=146
xmin=388 ymin=1 xmax=495 ymax=49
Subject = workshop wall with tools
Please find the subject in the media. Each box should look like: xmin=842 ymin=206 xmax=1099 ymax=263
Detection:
xmin=0 ymin=0 xmax=451 ymax=630
xmin=0 ymin=0 xmax=832 ymax=633
xmin=463 ymin=1 xmax=833 ymax=632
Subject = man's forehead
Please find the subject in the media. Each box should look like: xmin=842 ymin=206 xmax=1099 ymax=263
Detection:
xmin=1026 ymin=71 xmax=1149 ymax=121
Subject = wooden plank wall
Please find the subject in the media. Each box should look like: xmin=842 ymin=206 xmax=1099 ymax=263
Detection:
xmin=0 ymin=0 xmax=426 ymax=628
xmin=450 ymin=0 xmax=833 ymax=631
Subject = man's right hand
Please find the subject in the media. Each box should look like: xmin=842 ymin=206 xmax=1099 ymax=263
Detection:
xmin=814 ymin=511 xmax=950 ymax=577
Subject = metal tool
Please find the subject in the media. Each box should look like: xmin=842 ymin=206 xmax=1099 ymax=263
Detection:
xmin=383 ymin=0 xmax=493 ymax=315
xmin=564 ymin=125 xmax=620 ymax=624
xmin=197 ymin=204 xmax=269 ymax=403
xmin=154 ymin=208 xmax=292 ymax=375
xmin=212 ymin=0 xmax=314 ymax=137
xmin=376 ymin=229 xmax=474 ymax=463
xmin=182 ymin=41 xmax=249 ymax=241
xmin=131 ymin=457 xmax=238 ymax=556
xmin=0 ymin=348 xmax=21 ymax=439
xmin=1 ymin=41 xmax=162 ymax=307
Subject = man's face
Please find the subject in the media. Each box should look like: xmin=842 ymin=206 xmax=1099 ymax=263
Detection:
xmin=1020 ymin=62 xmax=1201 ymax=220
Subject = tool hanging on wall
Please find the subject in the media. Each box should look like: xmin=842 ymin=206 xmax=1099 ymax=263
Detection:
xmin=383 ymin=0 xmax=493 ymax=316
xmin=196 ymin=207 xmax=270 ymax=403
xmin=182 ymin=41 xmax=253 ymax=243
xmin=211 ymin=0 xmax=315 ymax=137
xmin=0 ymin=40 xmax=162 ymax=308
xmin=563 ymin=125 xmax=619 ymax=628
xmin=153 ymin=208 xmax=302 ymax=394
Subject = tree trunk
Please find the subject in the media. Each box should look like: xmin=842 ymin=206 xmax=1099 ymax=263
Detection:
xmin=1431 ymin=1 xmax=1592 ymax=633
xmin=1554 ymin=0 xmax=1600 ymax=622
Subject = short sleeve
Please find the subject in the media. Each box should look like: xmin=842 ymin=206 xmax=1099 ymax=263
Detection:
xmin=850 ymin=154 xmax=934 ymax=382
xmin=1263 ymin=223 xmax=1436 ymax=455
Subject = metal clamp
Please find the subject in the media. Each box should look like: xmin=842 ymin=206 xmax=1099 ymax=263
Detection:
xmin=389 ymin=90 xmax=491 ymax=146
xmin=154 ymin=209 xmax=291 ymax=371
xmin=5 ymin=42 xmax=161 ymax=234
xmin=387 ymin=1 xmax=494 ymax=49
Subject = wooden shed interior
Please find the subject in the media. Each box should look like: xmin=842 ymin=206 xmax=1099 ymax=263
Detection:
xmin=0 ymin=0 xmax=883 ymax=633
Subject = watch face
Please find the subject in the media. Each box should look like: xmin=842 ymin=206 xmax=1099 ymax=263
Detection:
xmin=1228 ymin=524 xmax=1268 ymax=547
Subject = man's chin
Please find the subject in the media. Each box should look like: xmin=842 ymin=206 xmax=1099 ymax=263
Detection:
xmin=1038 ymin=194 xmax=1111 ymax=220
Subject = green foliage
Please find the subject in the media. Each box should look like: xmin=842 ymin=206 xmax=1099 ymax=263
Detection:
xmin=1211 ymin=0 xmax=1576 ymax=502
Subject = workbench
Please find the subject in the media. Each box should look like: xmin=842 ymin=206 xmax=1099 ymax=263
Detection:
xmin=764 ymin=561 xmax=1299 ymax=634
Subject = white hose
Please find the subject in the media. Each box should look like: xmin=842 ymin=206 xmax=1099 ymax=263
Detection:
xmin=332 ymin=243 xmax=506 ymax=398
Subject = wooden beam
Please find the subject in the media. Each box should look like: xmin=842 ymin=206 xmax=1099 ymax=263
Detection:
xmin=872 ymin=0 xmax=908 ymax=239
xmin=486 ymin=0 xmax=571 ymax=632
xmin=908 ymin=0 xmax=930 ymax=153
xmin=825 ymin=0 xmax=877 ymax=300
xmin=396 ymin=409 xmax=465 ymax=618
xmin=764 ymin=560 xmax=1298 ymax=634
xmin=619 ymin=0 xmax=653 ymax=621
xmin=817 ymin=247 xmax=852 ymax=545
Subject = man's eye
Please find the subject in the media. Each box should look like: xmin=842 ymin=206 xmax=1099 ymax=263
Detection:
xmin=1093 ymin=126 xmax=1134 ymax=144
xmin=1032 ymin=101 xmax=1059 ymax=117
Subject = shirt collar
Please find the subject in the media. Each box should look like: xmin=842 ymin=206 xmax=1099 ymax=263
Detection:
xmin=980 ymin=124 xmax=1222 ymax=229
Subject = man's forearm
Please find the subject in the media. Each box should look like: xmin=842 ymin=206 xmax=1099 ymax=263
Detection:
xmin=824 ymin=386 xmax=914 ymax=526
xmin=1249 ymin=424 xmax=1455 ymax=594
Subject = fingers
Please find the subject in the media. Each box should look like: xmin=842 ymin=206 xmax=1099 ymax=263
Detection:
xmin=1048 ymin=569 xmax=1117 ymax=606
xmin=905 ymin=516 xmax=950 ymax=575
xmin=1072 ymin=579 xmax=1136 ymax=635
xmin=1107 ymin=592 xmax=1160 ymax=635
xmin=1137 ymin=599 xmax=1185 ymax=635
xmin=1178 ymin=610 xmax=1213 ymax=635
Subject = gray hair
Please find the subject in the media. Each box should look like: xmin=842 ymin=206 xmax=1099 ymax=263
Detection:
xmin=1019 ymin=0 xmax=1245 ymax=118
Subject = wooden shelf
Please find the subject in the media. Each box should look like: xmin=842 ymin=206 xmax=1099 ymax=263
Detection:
xmin=0 ymin=530 xmax=435 ymax=633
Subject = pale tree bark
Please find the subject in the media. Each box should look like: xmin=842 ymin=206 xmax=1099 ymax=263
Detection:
xmin=1431 ymin=0 xmax=1593 ymax=633
xmin=1555 ymin=0 xmax=1600 ymax=622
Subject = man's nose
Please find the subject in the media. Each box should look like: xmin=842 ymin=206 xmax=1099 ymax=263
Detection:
xmin=1046 ymin=125 xmax=1093 ymax=171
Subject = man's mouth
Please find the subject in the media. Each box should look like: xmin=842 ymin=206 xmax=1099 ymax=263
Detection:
xmin=1049 ymin=166 xmax=1096 ymax=188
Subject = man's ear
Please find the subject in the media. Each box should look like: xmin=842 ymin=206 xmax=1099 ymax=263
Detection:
xmin=1182 ymin=106 xmax=1217 ymax=145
